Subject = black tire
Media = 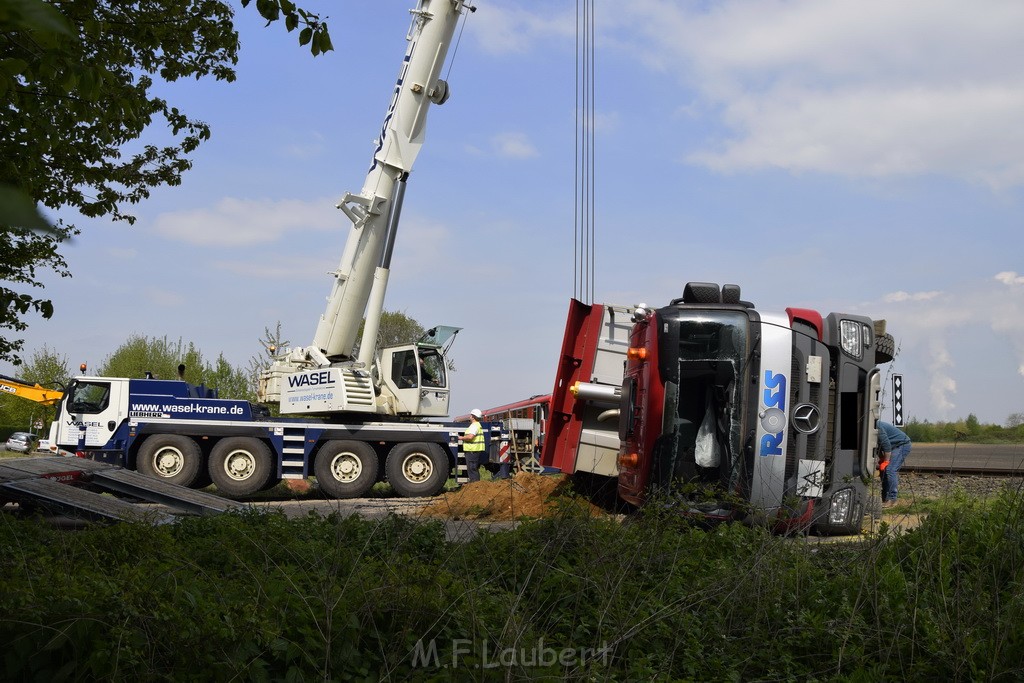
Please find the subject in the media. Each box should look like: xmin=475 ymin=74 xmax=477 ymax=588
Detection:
xmin=136 ymin=435 xmax=203 ymax=487
xmin=191 ymin=449 xmax=214 ymax=490
xmin=385 ymin=442 xmax=449 ymax=498
xmin=208 ymin=437 xmax=274 ymax=497
xmin=875 ymin=332 xmax=896 ymax=364
xmin=314 ymin=440 xmax=379 ymax=499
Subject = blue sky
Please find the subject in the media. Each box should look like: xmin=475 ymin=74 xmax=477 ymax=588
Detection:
xmin=8 ymin=0 xmax=1024 ymax=425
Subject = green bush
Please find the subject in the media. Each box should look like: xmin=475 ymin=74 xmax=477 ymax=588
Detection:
xmin=2 ymin=491 xmax=1022 ymax=681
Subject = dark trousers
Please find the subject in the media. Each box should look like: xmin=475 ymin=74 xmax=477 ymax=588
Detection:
xmin=465 ymin=451 xmax=483 ymax=482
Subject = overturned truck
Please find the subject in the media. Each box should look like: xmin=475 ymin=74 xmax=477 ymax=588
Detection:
xmin=526 ymin=282 xmax=894 ymax=535
xmin=617 ymin=282 xmax=894 ymax=534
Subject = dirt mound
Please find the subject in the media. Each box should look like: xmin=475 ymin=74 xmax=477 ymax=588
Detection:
xmin=420 ymin=472 xmax=604 ymax=521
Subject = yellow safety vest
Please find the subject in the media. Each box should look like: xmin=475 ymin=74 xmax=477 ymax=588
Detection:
xmin=464 ymin=421 xmax=486 ymax=452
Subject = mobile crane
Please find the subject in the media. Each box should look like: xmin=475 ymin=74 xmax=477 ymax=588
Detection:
xmin=45 ymin=0 xmax=484 ymax=499
xmin=257 ymin=0 xmax=467 ymax=420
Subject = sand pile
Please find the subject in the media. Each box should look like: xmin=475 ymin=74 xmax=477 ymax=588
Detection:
xmin=420 ymin=471 xmax=605 ymax=521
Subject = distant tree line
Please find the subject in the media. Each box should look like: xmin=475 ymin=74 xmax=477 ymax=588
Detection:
xmin=904 ymin=413 xmax=1024 ymax=443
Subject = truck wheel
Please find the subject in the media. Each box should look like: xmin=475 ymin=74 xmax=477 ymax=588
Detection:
xmin=208 ymin=437 xmax=274 ymax=498
xmin=875 ymin=332 xmax=896 ymax=364
xmin=314 ymin=440 xmax=378 ymax=499
xmin=136 ymin=435 xmax=203 ymax=488
xmin=385 ymin=442 xmax=449 ymax=498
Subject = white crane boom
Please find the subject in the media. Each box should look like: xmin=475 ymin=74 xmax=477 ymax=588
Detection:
xmin=259 ymin=0 xmax=469 ymax=418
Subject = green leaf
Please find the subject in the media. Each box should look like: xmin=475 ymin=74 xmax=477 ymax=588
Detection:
xmin=0 ymin=185 xmax=53 ymax=232
xmin=0 ymin=58 xmax=30 ymax=77
xmin=2 ymin=0 xmax=76 ymax=36
xmin=255 ymin=0 xmax=279 ymax=22
xmin=298 ymin=26 xmax=312 ymax=46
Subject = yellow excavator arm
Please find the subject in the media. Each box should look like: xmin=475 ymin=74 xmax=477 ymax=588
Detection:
xmin=0 ymin=374 xmax=63 ymax=405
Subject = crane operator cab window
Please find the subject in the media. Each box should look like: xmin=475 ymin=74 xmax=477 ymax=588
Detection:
xmin=65 ymin=380 xmax=112 ymax=414
xmin=392 ymin=349 xmax=446 ymax=389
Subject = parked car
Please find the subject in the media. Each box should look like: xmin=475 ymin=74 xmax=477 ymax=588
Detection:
xmin=4 ymin=432 xmax=36 ymax=453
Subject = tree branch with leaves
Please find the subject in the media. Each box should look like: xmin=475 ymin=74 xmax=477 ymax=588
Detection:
xmin=0 ymin=0 xmax=332 ymax=364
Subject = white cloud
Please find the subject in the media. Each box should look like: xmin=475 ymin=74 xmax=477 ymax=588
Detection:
xmin=995 ymin=271 xmax=1024 ymax=286
xmin=596 ymin=0 xmax=1024 ymax=188
xmin=492 ymin=131 xmax=539 ymax=159
xmin=882 ymin=290 xmax=941 ymax=304
xmin=207 ymin=214 xmax=453 ymax=284
xmin=469 ymin=5 xmax=574 ymax=55
xmin=151 ymin=197 xmax=338 ymax=247
xmin=868 ymin=273 xmax=1024 ymax=420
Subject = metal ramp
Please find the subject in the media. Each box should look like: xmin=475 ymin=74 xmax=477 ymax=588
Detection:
xmin=0 ymin=456 xmax=241 ymax=524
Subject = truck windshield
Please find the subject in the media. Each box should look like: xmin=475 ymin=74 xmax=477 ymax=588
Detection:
xmin=658 ymin=310 xmax=749 ymax=491
xmin=65 ymin=381 xmax=111 ymax=414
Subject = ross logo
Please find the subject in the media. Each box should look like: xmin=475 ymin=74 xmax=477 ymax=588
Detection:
xmin=758 ymin=369 xmax=787 ymax=457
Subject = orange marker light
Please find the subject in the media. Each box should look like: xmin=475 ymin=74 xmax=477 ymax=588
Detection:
xmin=627 ymin=347 xmax=648 ymax=361
xmin=617 ymin=452 xmax=640 ymax=468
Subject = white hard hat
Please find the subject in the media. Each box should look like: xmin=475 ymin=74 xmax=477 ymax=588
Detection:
xmin=470 ymin=408 xmax=483 ymax=418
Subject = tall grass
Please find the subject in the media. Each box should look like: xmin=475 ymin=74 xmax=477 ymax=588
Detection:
xmin=1 ymin=485 xmax=1022 ymax=681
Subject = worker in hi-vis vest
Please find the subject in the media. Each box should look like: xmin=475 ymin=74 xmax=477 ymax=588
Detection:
xmin=458 ymin=408 xmax=486 ymax=483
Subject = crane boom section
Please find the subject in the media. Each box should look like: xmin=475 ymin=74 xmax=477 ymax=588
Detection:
xmin=312 ymin=0 xmax=464 ymax=359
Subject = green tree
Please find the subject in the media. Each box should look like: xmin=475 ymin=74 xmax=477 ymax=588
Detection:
xmin=206 ymin=353 xmax=256 ymax=403
xmin=353 ymin=310 xmax=426 ymax=360
xmin=98 ymin=335 xmax=254 ymax=402
xmin=0 ymin=0 xmax=331 ymax=365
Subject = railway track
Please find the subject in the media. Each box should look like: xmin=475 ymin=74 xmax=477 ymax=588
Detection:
xmin=896 ymin=442 xmax=1024 ymax=476
xmin=901 ymin=464 xmax=1024 ymax=476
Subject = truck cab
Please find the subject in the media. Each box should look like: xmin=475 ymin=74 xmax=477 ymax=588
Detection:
xmin=617 ymin=282 xmax=889 ymax=535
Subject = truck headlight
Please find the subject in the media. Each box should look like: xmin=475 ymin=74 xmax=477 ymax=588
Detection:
xmin=829 ymin=488 xmax=853 ymax=524
xmin=839 ymin=320 xmax=867 ymax=360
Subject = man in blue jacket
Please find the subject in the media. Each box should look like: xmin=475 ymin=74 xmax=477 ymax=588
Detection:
xmin=877 ymin=421 xmax=912 ymax=508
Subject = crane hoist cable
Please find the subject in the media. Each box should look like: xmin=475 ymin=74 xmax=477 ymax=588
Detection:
xmin=574 ymin=0 xmax=596 ymax=304
xmin=443 ymin=2 xmax=475 ymax=82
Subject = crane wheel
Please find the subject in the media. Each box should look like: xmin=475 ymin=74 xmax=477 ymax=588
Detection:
xmin=385 ymin=442 xmax=448 ymax=498
xmin=136 ymin=435 xmax=203 ymax=488
xmin=314 ymin=440 xmax=379 ymax=499
xmin=208 ymin=437 xmax=274 ymax=498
